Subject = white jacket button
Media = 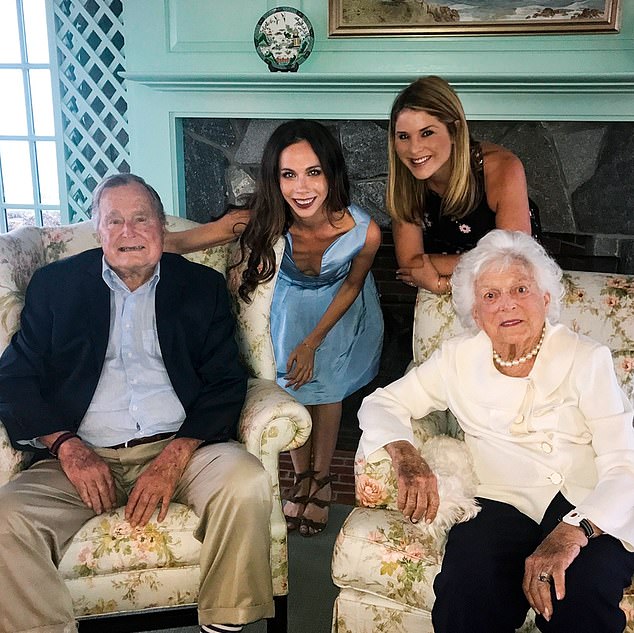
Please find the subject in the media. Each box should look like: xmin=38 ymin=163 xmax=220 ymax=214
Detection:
xmin=548 ymin=472 xmax=563 ymax=484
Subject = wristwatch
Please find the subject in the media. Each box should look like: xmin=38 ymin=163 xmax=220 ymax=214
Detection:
xmin=561 ymin=511 xmax=598 ymax=539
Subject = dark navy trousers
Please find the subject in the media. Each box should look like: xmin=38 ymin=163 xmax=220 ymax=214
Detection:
xmin=432 ymin=493 xmax=634 ymax=633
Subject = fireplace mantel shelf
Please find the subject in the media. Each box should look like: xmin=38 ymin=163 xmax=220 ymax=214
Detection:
xmin=124 ymin=72 xmax=634 ymax=94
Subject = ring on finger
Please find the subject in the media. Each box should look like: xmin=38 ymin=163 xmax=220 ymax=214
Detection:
xmin=538 ymin=572 xmax=552 ymax=584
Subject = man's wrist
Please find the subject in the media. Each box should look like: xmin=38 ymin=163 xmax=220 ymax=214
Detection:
xmin=161 ymin=437 xmax=202 ymax=462
xmin=48 ymin=431 xmax=79 ymax=457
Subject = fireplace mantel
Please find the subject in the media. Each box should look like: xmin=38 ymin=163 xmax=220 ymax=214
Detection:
xmin=125 ymin=72 xmax=634 ymax=95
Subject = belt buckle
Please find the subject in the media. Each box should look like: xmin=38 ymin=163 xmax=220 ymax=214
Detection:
xmin=123 ymin=439 xmax=132 ymax=448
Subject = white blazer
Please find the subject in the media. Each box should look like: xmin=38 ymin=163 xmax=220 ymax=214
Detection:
xmin=359 ymin=322 xmax=634 ymax=549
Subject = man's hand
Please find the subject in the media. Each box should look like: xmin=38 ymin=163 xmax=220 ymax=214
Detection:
xmin=125 ymin=437 xmax=202 ymax=527
xmin=385 ymin=440 xmax=439 ymax=524
xmin=54 ymin=436 xmax=117 ymax=514
xmin=523 ymin=522 xmax=588 ymax=622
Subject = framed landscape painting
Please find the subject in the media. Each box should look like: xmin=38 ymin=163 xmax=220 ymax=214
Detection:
xmin=328 ymin=0 xmax=621 ymax=36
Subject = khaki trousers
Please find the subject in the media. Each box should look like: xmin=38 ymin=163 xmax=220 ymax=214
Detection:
xmin=0 ymin=439 xmax=274 ymax=633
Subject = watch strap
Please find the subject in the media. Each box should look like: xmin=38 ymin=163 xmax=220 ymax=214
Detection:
xmin=579 ymin=518 xmax=597 ymax=539
xmin=561 ymin=511 xmax=597 ymax=539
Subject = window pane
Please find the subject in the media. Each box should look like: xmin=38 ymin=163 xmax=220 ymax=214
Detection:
xmin=30 ymin=69 xmax=55 ymax=135
xmin=0 ymin=1 xmax=21 ymax=63
xmin=0 ymin=141 xmax=34 ymax=204
xmin=36 ymin=141 xmax=59 ymax=204
xmin=0 ymin=70 xmax=28 ymax=135
xmin=7 ymin=209 xmax=35 ymax=231
xmin=23 ymin=0 xmax=49 ymax=64
xmin=42 ymin=209 xmax=61 ymax=227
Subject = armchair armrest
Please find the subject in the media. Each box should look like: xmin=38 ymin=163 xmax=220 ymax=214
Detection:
xmin=0 ymin=422 xmax=32 ymax=486
xmin=355 ymin=430 xmax=479 ymax=540
xmin=239 ymin=377 xmax=312 ymax=458
xmin=354 ymin=410 xmax=465 ymax=512
xmin=239 ymin=378 xmax=311 ymax=566
xmin=239 ymin=377 xmax=311 ymax=501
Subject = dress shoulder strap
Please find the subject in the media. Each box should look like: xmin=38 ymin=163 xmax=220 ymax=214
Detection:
xmin=470 ymin=140 xmax=484 ymax=172
xmin=347 ymin=203 xmax=370 ymax=227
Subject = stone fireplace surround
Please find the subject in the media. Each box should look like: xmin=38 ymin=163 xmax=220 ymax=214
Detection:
xmin=183 ymin=117 xmax=634 ymax=272
xmin=182 ymin=116 xmax=634 ymax=450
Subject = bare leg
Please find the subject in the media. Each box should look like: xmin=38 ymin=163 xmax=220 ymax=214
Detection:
xmin=283 ymin=413 xmax=314 ymax=527
xmin=300 ymin=401 xmax=341 ymax=536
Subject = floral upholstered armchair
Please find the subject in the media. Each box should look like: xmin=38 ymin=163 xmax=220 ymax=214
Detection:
xmin=0 ymin=217 xmax=311 ymax=631
xmin=331 ymin=270 xmax=634 ymax=633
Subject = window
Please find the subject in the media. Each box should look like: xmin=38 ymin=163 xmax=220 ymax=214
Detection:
xmin=0 ymin=0 xmax=64 ymax=232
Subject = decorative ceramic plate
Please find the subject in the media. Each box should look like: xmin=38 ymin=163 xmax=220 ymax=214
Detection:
xmin=254 ymin=6 xmax=314 ymax=72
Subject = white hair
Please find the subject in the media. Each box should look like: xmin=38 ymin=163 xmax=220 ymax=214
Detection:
xmin=91 ymin=173 xmax=166 ymax=229
xmin=451 ymin=230 xmax=564 ymax=332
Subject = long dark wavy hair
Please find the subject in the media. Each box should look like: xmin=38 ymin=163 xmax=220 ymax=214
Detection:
xmin=236 ymin=120 xmax=350 ymax=302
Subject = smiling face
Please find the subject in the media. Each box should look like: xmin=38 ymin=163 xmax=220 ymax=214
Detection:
xmin=278 ymin=140 xmax=329 ymax=221
xmin=472 ymin=261 xmax=550 ymax=356
xmin=96 ymin=182 xmax=165 ymax=290
xmin=393 ymin=108 xmax=454 ymax=190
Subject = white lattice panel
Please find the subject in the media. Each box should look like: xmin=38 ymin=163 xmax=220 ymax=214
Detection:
xmin=54 ymin=0 xmax=129 ymax=223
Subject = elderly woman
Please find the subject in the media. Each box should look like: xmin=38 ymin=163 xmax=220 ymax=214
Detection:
xmin=358 ymin=229 xmax=634 ymax=633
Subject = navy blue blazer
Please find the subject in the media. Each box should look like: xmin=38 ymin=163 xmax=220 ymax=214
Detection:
xmin=0 ymin=248 xmax=248 ymax=450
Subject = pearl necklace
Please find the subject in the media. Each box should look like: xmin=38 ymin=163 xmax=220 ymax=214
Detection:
xmin=493 ymin=326 xmax=545 ymax=368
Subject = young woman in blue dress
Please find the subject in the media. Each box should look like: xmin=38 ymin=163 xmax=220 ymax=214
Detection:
xmin=168 ymin=120 xmax=384 ymax=536
xmin=388 ymin=76 xmax=535 ymax=294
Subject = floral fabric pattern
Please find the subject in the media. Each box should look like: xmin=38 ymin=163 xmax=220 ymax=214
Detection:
xmin=0 ymin=218 xmax=311 ymax=617
xmin=332 ymin=269 xmax=634 ymax=632
xmin=227 ymin=238 xmax=284 ymax=380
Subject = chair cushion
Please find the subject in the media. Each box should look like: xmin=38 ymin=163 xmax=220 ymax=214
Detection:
xmin=332 ymin=507 xmax=442 ymax=613
xmin=58 ymin=503 xmax=201 ymax=616
xmin=67 ymin=566 xmax=199 ymax=618
xmin=332 ymin=588 xmax=433 ymax=633
xmin=59 ymin=503 xmax=201 ymax=581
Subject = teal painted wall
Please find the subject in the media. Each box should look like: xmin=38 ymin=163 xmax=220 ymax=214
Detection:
xmin=122 ymin=0 xmax=634 ymax=214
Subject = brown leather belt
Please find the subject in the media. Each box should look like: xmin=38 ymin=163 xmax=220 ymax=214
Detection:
xmin=105 ymin=432 xmax=174 ymax=450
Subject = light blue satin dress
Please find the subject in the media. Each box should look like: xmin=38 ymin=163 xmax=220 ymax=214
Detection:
xmin=270 ymin=204 xmax=384 ymax=405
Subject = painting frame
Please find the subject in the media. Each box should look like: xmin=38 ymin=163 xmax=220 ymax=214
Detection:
xmin=328 ymin=0 xmax=621 ymax=37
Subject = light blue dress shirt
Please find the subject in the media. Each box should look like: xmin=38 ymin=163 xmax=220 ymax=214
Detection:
xmin=76 ymin=258 xmax=186 ymax=447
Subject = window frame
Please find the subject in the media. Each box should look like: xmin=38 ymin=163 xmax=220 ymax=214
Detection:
xmin=0 ymin=0 xmax=68 ymax=233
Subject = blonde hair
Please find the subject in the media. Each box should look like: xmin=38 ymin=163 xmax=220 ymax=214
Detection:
xmin=386 ymin=76 xmax=481 ymax=223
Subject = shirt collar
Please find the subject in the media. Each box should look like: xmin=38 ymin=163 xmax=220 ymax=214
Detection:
xmin=454 ymin=321 xmax=579 ymax=409
xmin=101 ymin=256 xmax=161 ymax=295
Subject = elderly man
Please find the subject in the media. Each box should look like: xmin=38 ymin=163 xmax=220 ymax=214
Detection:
xmin=0 ymin=173 xmax=273 ymax=633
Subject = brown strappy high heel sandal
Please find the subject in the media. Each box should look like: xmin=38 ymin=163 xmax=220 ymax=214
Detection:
xmin=299 ymin=474 xmax=333 ymax=537
xmin=282 ymin=470 xmax=314 ymax=532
